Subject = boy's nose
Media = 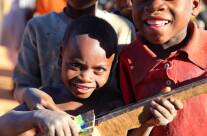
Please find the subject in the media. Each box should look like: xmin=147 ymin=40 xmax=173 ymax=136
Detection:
xmin=145 ymin=0 xmax=166 ymax=13
xmin=79 ymin=70 xmax=94 ymax=83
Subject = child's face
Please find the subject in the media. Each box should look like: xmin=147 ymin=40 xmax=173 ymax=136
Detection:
xmin=60 ymin=34 xmax=114 ymax=99
xmin=132 ymin=0 xmax=199 ymax=45
xmin=67 ymin=0 xmax=98 ymax=10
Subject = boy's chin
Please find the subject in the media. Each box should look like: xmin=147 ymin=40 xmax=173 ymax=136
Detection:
xmin=72 ymin=92 xmax=93 ymax=100
xmin=147 ymin=37 xmax=169 ymax=45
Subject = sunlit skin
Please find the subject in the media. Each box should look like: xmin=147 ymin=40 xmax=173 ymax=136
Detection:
xmin=132 ymin=0 xmax=200 ymax=50
xmin=60 ymin=34 xmax=114 ymax=99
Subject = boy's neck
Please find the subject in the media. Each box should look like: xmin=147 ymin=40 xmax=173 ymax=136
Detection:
xmin=141 ymin=29 xmax=190 ymax=59
xmin=65 ymin=2 xmax=98 ymax=18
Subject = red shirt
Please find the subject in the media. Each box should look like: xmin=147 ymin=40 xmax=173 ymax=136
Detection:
xmin=120 ymin=22 xmax=207 ymax=136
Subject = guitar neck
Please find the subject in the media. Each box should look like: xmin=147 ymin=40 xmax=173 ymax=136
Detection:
xmin=88 ymin=78 xmax=207 ymax=136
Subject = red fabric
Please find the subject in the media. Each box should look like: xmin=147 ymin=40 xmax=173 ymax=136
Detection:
xmin=120 ymin=22 xmax=207 ymax=136
xmin=36 ymin=0 xmax=67 ymax=15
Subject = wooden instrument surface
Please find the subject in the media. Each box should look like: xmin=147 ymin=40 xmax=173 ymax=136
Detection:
xmin=80 ymin=78 xmax=207 ymax=136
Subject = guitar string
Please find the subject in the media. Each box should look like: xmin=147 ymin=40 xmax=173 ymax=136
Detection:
xmin=81 ymin=78 xmax=207 ymax=127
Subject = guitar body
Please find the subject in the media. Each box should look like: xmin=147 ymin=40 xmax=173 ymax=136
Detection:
xmin=81 ymin=78 xmax=207 ymax=136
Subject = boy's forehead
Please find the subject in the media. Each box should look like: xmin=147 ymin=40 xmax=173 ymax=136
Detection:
xmin=68 ymin=34 xmax=100 ymax=49
xmin=72 ymin=34 xmax=99 ymax=44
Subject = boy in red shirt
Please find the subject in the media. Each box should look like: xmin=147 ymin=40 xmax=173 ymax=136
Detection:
xmin=120 ymin=0 xmax=207 ymax=135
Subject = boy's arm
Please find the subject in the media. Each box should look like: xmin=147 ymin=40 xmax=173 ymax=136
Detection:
xmin=14 ymin=84 xmax=62 ymax=111
xmin=13 ymin=19 xmax=42 ymax=89
xmin=13 ymin=84 xmax=28 ymax=103
xmin=0 ymin=104 xmax=79 ymax=136
xmin=12 ymin=21 xmax=61 ymax=112
xmin=13 ymin=19 xmax=42 ymax=103
xmin=0 ymin=104 xmax=36 ymax=136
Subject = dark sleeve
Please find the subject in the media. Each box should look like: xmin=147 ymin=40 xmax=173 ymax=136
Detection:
xmin=12 ymin=20 xmax=42 ymax=87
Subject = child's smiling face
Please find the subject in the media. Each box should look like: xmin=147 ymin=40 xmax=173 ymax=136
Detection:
xmin=60 ymin=34 xmax=114 ymax=99
xmin=132 ymin=0 xmax=200 ymax=45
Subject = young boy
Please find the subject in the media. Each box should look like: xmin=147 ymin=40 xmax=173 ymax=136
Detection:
xmin=120 ymin=0 xmax=206 ymax=135
xmin=12 ymin=0 xmax=135 ymax=111
xmin=0 ymin=15 xmax=122 ymax=136
xmin=0 ymin=16 xmax=180 ymax=136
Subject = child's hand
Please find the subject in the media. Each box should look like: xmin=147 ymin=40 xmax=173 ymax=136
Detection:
xmin=23 ymin=88 xmax=62 ymax=112
xmin=147 ymin=87 xmax=183 ymax=126
xmin=34 ymin=109 xmax=79 ymax=136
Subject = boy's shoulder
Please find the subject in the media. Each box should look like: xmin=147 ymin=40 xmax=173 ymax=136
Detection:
xmin=27 ymin=11 xmax=68 ymax=28
xmin=197 ymin=27 xmax=207 ymax=36
xmin=96 ymin=9 xmax=135 ymax=30
xmin=188 ymin=22 xmax=207 ymax=47
xmin=25 ymin=11 xmax=71 ymax=35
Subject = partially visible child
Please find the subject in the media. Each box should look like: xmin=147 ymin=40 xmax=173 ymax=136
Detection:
xmin=195 ymin=0 xmax=207 ymax=29
xmin=0 ymin=15 xmax=123 ymax=136
xmin=13 ymin=0 xmax=135 ymax=112
xmin=115 ymin=0 xmax=133 ymax=22
xmin=120 ymin=0 xmax=206 ymax=135
xmin=1 ymin=16 xmax=181 ymax=136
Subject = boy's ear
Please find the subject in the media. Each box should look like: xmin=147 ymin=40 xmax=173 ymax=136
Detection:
xmin=192 ymin=0 xmax=200 ymax=16
xmin=58 ymin=47 xmax=63 ymax=67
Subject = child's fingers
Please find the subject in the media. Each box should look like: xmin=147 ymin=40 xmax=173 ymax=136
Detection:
xmin=62 ymin=121 xmax=71 ymax=136
xmin=169 ymin=98 xmax=183 ymax=110
xmin=60 ymin=116 xmax=75 ymax=136
xmin=46 ymin=125 xmax=55 ymax=136
xmin=156 ymin=98 xmax=177 ymax=117
xmin=149 ymin=107 xmax=169 ymax=126
xmin=151 ymin=100 xmax=174 ymax=120
xmin=54 ymin=124 xmax=64 ymax=136
xmin=151 ymin=101 xmax=171 ymax=118
xmin=68 ymin=117 xmax=79 ymax=136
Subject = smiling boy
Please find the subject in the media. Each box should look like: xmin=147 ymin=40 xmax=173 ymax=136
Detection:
xmin=0 ymin=16 xmax=124 ymax=136
xmin=120 ymin=0 xmax=207 ymax=135
xmin=12 ymin=0 xmax=135 ymax=112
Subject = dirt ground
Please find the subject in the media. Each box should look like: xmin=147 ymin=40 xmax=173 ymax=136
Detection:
xmin=0 ymin=46 xmax=19 ymax=116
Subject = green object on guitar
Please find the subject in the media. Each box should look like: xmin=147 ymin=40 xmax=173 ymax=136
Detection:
xmin=74 ymin=115 xmax=88 ymax=133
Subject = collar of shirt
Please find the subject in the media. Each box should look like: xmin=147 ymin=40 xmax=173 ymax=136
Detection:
xmin=179 ymin=22 xmax=207 ymax=70
xmin=123 ymin=22 xmax=207 ymax=84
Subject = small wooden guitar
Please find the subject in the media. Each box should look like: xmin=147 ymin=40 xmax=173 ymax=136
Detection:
xmin=79 ymin=78 xmax=207 ymax=136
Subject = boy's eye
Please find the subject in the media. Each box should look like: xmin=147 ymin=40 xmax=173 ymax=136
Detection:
xmin=94 ymin=67 xmax=106 ymax=73
xmin=70 ymin=63 xmax=81 ymax=68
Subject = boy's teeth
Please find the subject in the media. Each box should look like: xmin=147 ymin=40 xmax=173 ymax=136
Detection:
xmin=75 ymin=84 xmax=89 ymax=89
xmin=147 ymin=20 xmax=169 ymax=25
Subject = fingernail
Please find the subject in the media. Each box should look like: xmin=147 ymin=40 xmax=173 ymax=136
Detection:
xmin=151 ymin=101 xmax=155 ymax=105
xmin=157 ymin=97 xmax=161 ymax=102
xmin=170 ymin=98 xmax=175 ymax=102
xmin=161 ymin=87 xmax=171 ymax=93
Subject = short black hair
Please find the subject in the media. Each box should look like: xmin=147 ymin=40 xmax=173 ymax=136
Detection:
xmin=62 ymin=15 xmax=117 ymax=58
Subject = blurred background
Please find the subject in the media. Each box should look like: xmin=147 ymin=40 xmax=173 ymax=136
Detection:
xmin=0 ymin=0 xmax=116 ymax=116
